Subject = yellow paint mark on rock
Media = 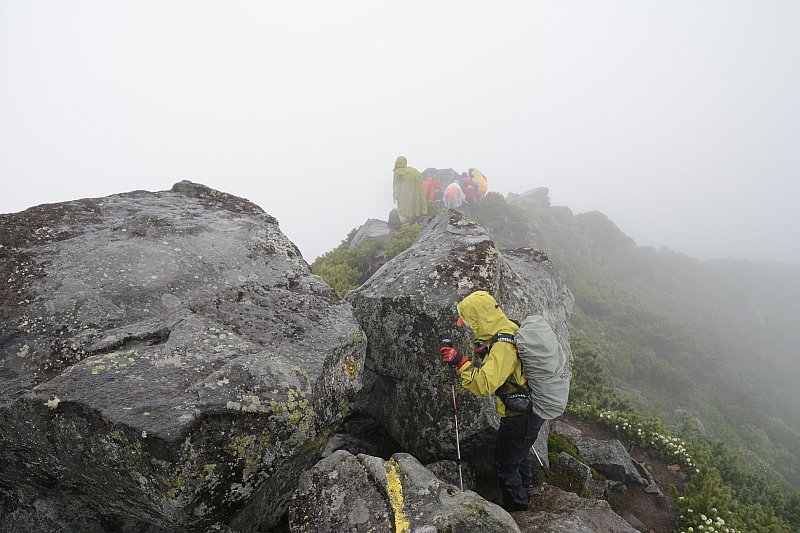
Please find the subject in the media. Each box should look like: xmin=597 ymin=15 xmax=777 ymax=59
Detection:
xmin=386 ymin=460 xmax=409 ymax=533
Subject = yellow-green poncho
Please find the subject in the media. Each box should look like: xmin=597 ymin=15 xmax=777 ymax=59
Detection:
xmin=392 ymin=156 xmax=428 ymax=219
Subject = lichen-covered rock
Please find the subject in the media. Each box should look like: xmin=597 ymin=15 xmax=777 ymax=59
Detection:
xmin=0 ymin=182 xmax=366 ymax=532
xmin=345 ymin=210 xmax=573 ymax=475
xmin=289 ymin=450 xmax=520 ymax=533
xmin=524 ymin=485 xmax=639 ymax=533
xmin=573 ymin=438 xmax=646 ymax=486
xmin=552 ymin=420 xmax=646 ymax=487
xmin=553 ymin=452 xmax=610 ymax=499
xmin=424 ymin=459 xmax=476 ymax=491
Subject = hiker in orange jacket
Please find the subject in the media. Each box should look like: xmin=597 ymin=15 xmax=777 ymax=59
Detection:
xmin=423 ymin=177 xmax=435 ymax=203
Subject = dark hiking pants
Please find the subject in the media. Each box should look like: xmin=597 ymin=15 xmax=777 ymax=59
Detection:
xmin=496 ymin=408 xmax=544 ymax=510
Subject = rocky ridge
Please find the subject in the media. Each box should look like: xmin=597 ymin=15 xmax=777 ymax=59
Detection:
xmin=0 ymin=183 xmax=679 ymax=532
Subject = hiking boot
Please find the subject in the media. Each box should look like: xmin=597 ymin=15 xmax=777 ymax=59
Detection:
xmin=502 ymin=500 xmax=530 ymax=512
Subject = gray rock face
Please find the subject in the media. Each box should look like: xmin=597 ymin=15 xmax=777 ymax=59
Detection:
xmin=420 ymin=167 xmax=461 ymax=185
xmin=289 ymin=450 xmax=520 ymax=533
xmin=506 ymin=187 xmax=551 ymax=210
xmin=528 ymin=485 xmax=639 ymax=533
xmin=345 ymin=210 xmax=573 ymax=475
xmin=574 ymin=438 xmax=646 ymax=485
xmin=553 ymin=452 xmax=609 ymax=499
xmin=349 ymin=219 xmax=395 ymax=252
xmin=322 ymin=433 xmax=385 ymax=459
xmin=551 ymin=421 xmax=654 ymax=494
xmin=551 ymin=420 xmax=583 ymax=441
xmin=424 ymin=459 xmax=476 ymax=492
xmin=0 ymin=182 xmax=366 ymax=532
xmin=348 ymin=219 xmax=399 ymax=282
xmin=502 ymin=249 xmax=574 ymax=353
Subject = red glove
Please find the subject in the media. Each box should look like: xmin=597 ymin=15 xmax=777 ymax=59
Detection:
xmin=440 ymin=346 xmax=467 ymax=369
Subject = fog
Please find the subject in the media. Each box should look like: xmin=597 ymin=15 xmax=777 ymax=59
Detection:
xmin=1 ymin=1 xmax=798 ymax=265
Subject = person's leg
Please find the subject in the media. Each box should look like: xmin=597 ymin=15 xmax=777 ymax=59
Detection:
xmin=520 ymin=411 xmax=544 ymax=498
xmin=520 ymin=447 xmax=534 ymax=499
xmin=495 ymin=414 xmax=530 ymax=511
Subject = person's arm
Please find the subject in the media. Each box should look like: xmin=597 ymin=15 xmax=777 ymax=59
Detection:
xmin=457 ymin=342 xmax=517 ymax=397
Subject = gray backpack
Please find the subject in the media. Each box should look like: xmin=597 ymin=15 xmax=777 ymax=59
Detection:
xmin=493 ymin=315 xmax=572 ymax=420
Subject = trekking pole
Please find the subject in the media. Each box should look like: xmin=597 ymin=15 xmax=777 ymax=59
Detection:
xmin=532 ymin=445 xmax=550 ymax=479
xmin=442 ymin=339 xmax=464 ymax=491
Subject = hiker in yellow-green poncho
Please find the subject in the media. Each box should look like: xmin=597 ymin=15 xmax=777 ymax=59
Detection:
xmin=392 ymin=156 xmax=428 ymax=224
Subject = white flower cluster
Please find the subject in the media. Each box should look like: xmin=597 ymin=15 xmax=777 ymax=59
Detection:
xmin=679 ymin=507 xmax=740 ymax=533
xmin=596 ymin=409 xmax=696 ymax=471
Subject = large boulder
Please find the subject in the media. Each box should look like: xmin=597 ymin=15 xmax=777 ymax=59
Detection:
xmin=551 ymin=421 xmax=646 ymax=487
xmin=522 ymin=485 xmax=639 ymax=533
xmin=0 ymin=182 xmax=366 ymax=532
xmin=345 ymin=210 xmax=574 ymax=476
xmin=553 ymin=452 xmax=610 ymax=499
xmin=506 ymin=187 xmax=551 ymax=210
xmin=420 ymin=167 xmax=461 ymax=185
xmin=289 ymin=450 xmax=520 ymax=533
xmin=573 ymin=438 xmax=646 ymax=486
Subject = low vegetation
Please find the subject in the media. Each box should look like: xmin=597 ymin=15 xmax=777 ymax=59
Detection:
xmin=310 ymin=227 xmax=378 ymax=296
xmin=383 ymin=223 xmax=421 ymax=262
xmin=569 ymin=335 xmax=800 ymax=532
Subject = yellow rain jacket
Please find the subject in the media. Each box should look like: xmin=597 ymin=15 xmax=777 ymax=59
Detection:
xmin=392 ymin=156 xmax=428 ymax=219
xmin=455 ymin=291 xmax=529 ymax=417
xmin=471 ymin=169 xmax=488 ymax=197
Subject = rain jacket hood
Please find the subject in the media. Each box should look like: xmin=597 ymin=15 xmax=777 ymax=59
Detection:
xmin=457 ymin=291 xmax=518 ymax=341
xmin=394 ymin=156 xmax=407 ymax=171
xmin=454 ymin=290 xmax=526 ymax=417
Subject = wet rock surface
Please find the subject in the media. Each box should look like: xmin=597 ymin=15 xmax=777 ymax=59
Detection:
xmin=554 ymin=452 xmax=611 ymax=499
xmin=289 ymin=450 xmax=520 ymax=533
xmin=345 ymin=210 xmax=574 ymax=476
xmin=506 ymin=187 xmax=552 ymax=210
xmin=0 ymin=188 xmax=672 ymax=533
xmin=0 ymin=182 xmax=366 ymax=532
xmin=516 ymin=485 xmax=639 ymax=533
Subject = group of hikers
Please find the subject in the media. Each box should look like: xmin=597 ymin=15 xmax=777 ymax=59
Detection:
xmin=392 ymin=156 xmax=490 ymax=224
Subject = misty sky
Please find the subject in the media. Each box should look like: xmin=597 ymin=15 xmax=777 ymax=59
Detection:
xmin=1 ymin=1 xmax=798 ymax=265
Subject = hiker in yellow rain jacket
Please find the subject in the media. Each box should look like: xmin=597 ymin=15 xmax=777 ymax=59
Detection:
xmin=392 ymin=156 xmax=428 ymax=223
xmin=471 ymin=168 xmax=489 ymax=198
xmin=440 ymin=290 xmax=544 ymax=512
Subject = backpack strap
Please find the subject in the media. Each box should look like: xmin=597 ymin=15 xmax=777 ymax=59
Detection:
xmin=491 ymin=332 xmax=516 ymax=346
xmin=490 ymin=332 xmax=530 ymax=396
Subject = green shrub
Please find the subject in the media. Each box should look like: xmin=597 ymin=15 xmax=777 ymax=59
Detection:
xmin=312 ymin=261 xmax=361 ymax=296
xmin=469 ymin=191 xmax=533 ymax=249
xmin=348 ymin=237 xmax=379 ymax=278
xmin=568 ymin=333 xmax=636 ymax=412
xmin=384 ymin=223 xmax=421 ymax=262
xmin=311 ymin=227 xmax=378 ymax=296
